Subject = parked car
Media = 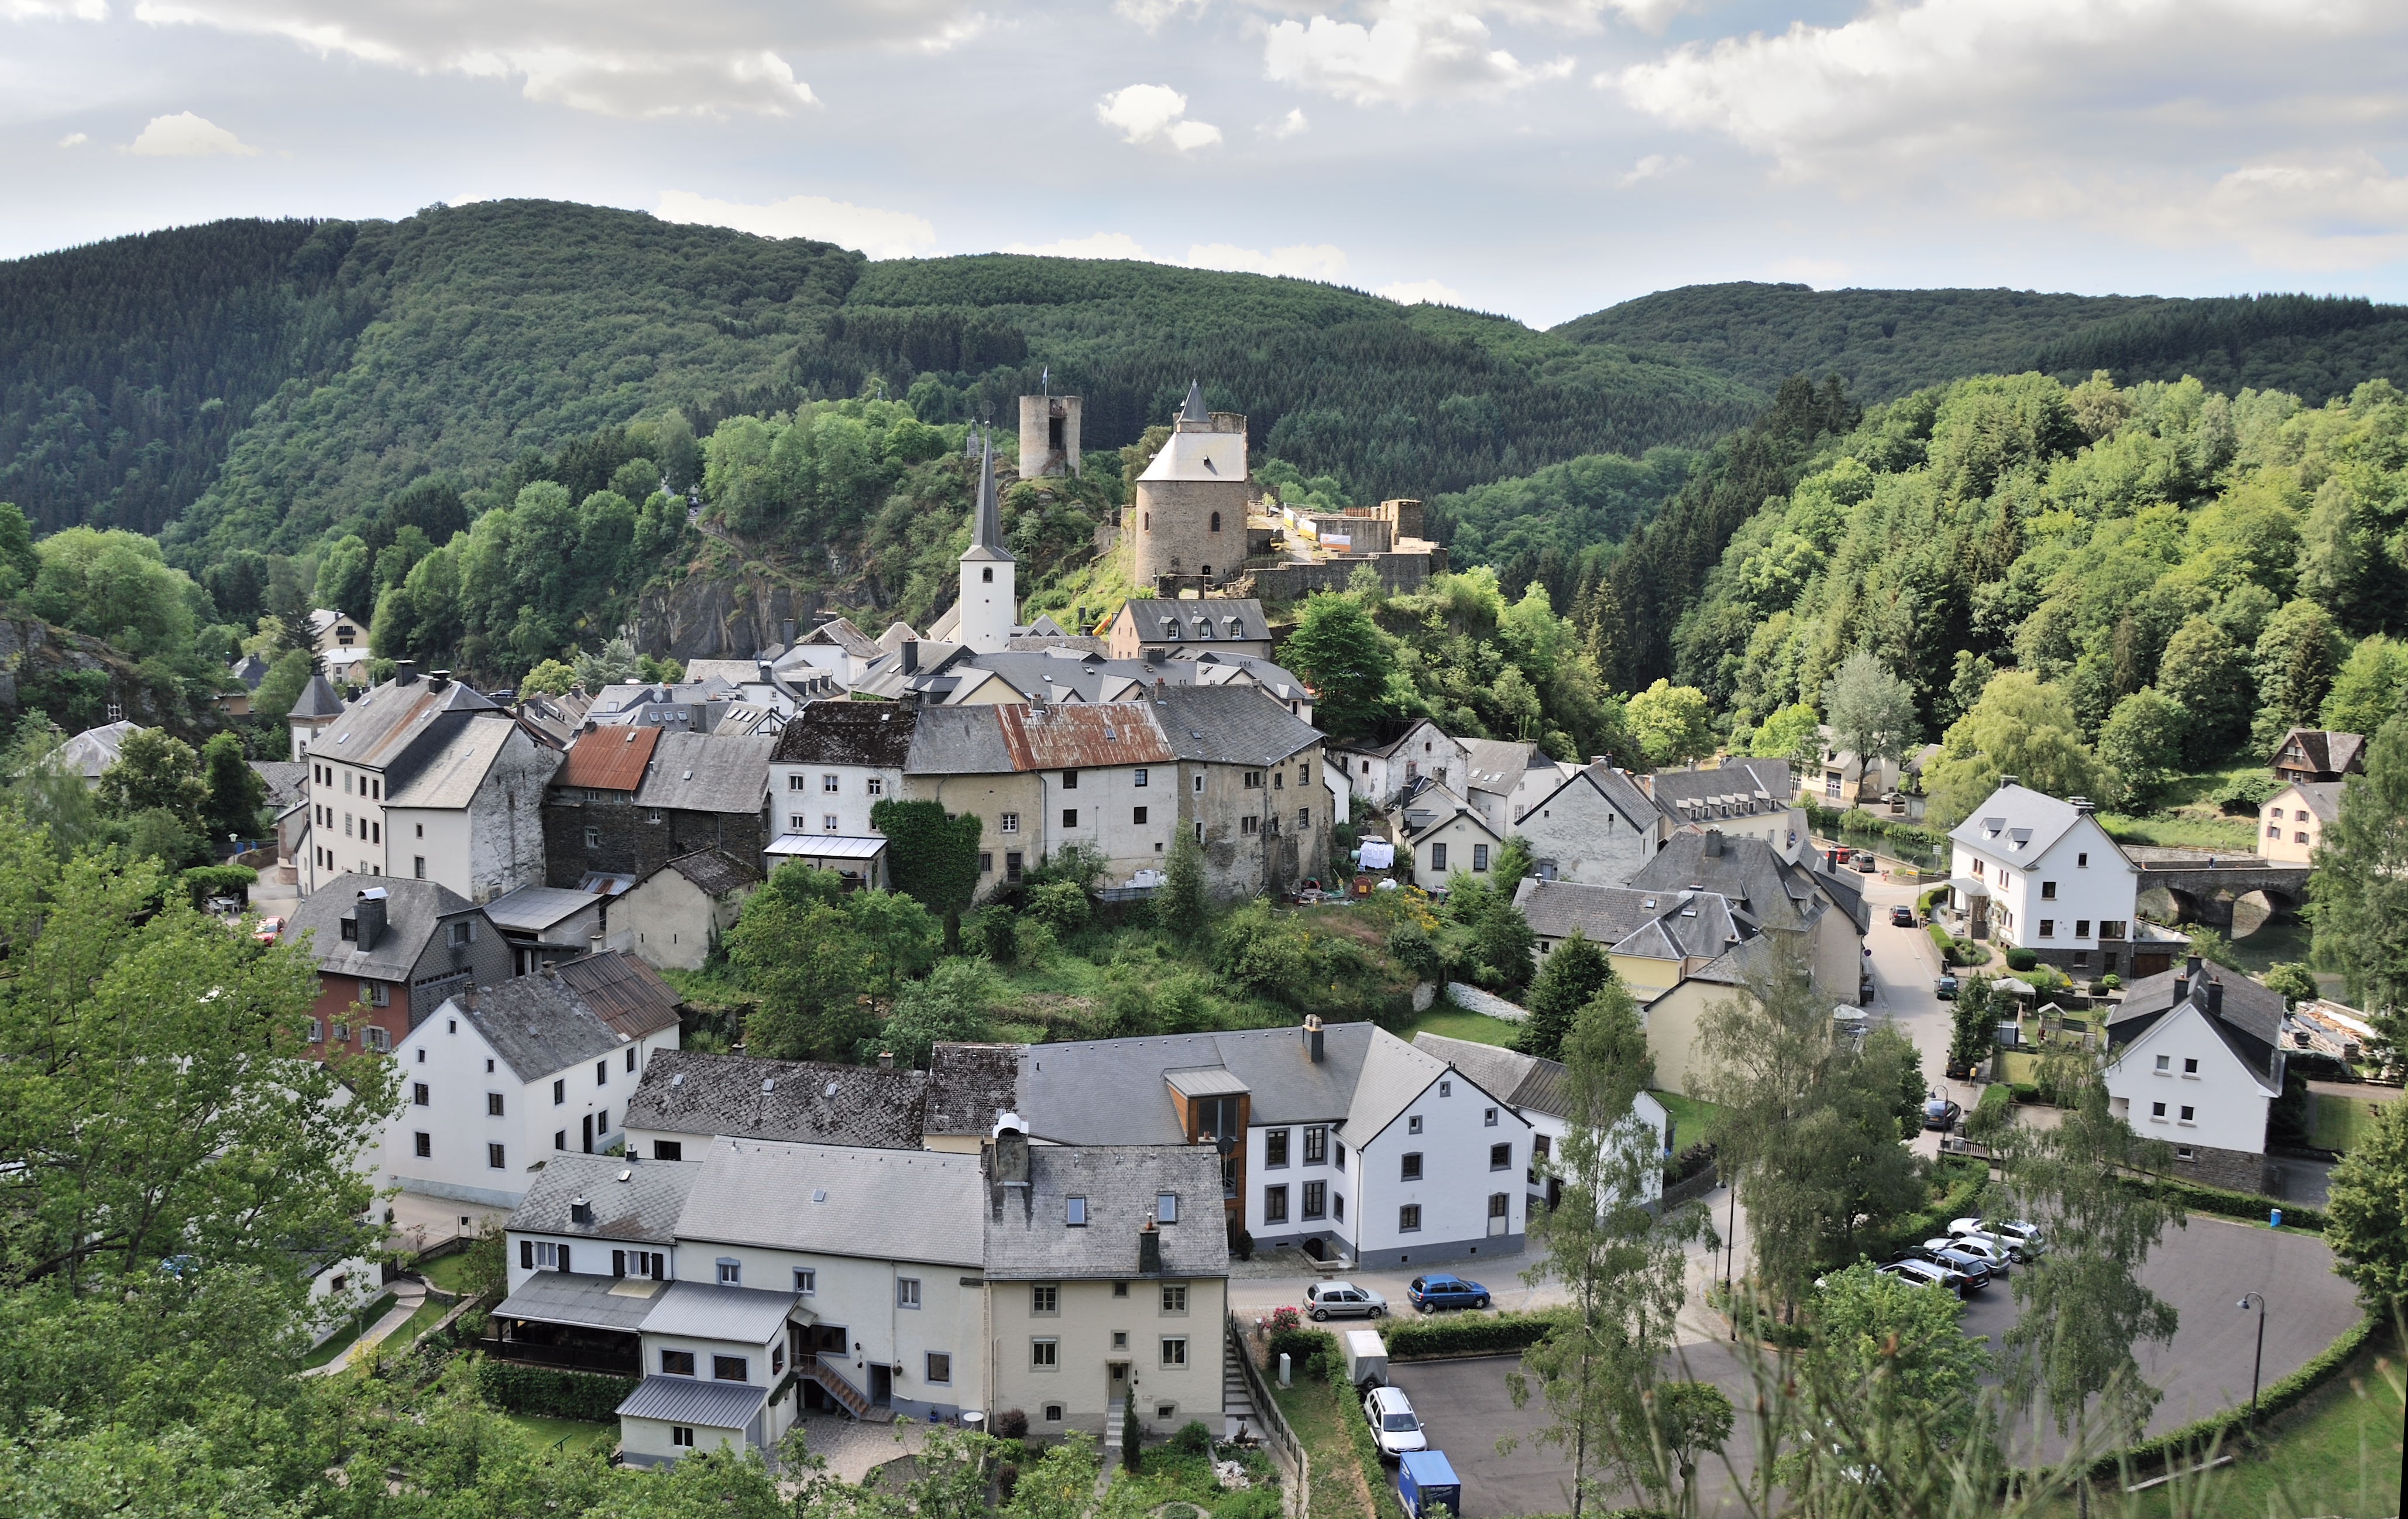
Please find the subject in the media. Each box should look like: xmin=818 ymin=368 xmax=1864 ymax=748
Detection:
xmin=1407 ymin=1274 xmax=1489 ymax=1312
xmin=1363 ymin=1386 xmax=1429 ymax=1460
xmin=1928 ymin=1234 xmax=2012 ymax=1276
xmin=1933 ymin=975 xmax=1959 ymax=1000
xmin=1950 ymin=1217 xmax=2043 ymax=1259
xmin=252 ymin=915 xmax=283 ymax=944
xmin=1921 ymin=1094 xmax=1962 ymax=1131
xmin=1851 ymin=853 xmax=1877 ymax=873
xmin=1890 ymin=905 xmax=1916 ymax=927
xmin=1901 ymin=1243 xmax=1993 ymax=1291
xmin=1871 ymin=1257 xmax=1968 ymax=1299
xmin=1306 ymin=1281 xmax=1388 ymax=1320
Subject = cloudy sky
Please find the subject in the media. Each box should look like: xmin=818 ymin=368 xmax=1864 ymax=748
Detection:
xmin=6 ymin=0 xmax=2406 ymax=327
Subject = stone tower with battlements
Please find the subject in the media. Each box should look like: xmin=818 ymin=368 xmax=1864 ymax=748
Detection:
xmin=1131 ymin=380 xmax=1248 ymax=592
xmin=957 ymin=429 xmax=1016 ymax=654
xmin=1018 ymin=394 xmax=1081 ymax=478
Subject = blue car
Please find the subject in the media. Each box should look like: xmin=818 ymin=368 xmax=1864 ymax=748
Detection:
xmin=1406 ymin=1273 xmax=1490 ymax=1312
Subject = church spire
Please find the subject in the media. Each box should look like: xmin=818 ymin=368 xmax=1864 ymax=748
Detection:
xmin=966 ymin=427 xmax=1013 ymax=563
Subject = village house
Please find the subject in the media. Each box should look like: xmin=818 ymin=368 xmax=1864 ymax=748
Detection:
xmin=1512 ymin=877 xmax=1750 ymax=1001
xmin=609 ymin=850 xmax=758 ymax=969
xmin=768 ymin=701 xmax=912 ymax=850
xmin=623 ymin=1049 xmax=930 ymax=1161
xmin=1410 ymin=1033 xmax=1667 ymax=1212
xmin=1627 ymin=829 xmax=1868 ymax=1001
xmin=1002 ymin=699 xmax=1180 ymax=890
xmin=2104 ymin=956 xmax=2289 ymax=1194
xmin=1156 ymin=683 xmax=1331 ymax=899
xmin=1943 ymin=780 xmax=2140 ymax=978
xmin=1330 ymin=719 xmax=1467 ymax=807
xmin=1643 ymin=758 xmax=1808 ymax=864
xmin=482 ymin=883 xmax=613 ymax=977
xmin=1462 ymin=739 xmax=1574 ymax=831
xmin=1104 ymin=598 xmax=1275 ymax=661
xmin=279 ymin=876 xmax=510 ymax=1059
xmin=1394 ymin=780 xmax=1505 ymax=886
xmin=2269 ymin=728 xmax=2366 ymax=786
xmin=1507 ymin=763 xmax=1672 ymax=886
xmin=542 ymin=725 xmax=660 ymax=887
xmin=375 ymin=954 xmax=683 ymax=1207
xmin=901 ymin=705 xmax=1047 ymax=893
xmin=2258 ymin=780 xmax=2343 ymax=865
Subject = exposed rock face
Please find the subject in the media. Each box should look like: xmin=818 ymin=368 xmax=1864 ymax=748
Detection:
xmin=0 ymin=615 xmax=205 ymax=734
xmin=629 ymin=572 xmax=828 ymax=660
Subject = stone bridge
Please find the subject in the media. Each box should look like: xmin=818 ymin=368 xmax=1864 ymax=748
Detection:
xmin=2127 ymin=848 xmax=2313 ymax=936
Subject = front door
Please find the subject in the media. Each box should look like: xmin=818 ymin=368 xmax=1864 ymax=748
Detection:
xmin=869 ymin=1364 xmax=892 ymax=1407
xmin=582 ymin=1113 xmax=593 ymax=1153
xmin=1108 ymin=1361 xmax=1129 ymax=1404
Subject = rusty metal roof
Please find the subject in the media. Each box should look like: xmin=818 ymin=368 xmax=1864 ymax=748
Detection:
xmin=995 ymin=701 xmax=1173 ymax=771
xmin=554 ymin=951 xmax=682 ymax=1040
xmin=558 ymin=724 xmax=661 ymax=791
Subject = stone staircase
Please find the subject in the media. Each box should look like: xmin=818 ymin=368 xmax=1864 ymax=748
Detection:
xmin=1222 ymin=1321 xmax=1257 ymax=1439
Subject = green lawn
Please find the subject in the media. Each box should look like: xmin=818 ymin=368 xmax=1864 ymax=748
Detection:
xmin=417 ymin=1249 xmax=482 ymax=1294
xmin=1268 ymin=1372 xmax=1376 ymax=1519
xmin=1651 ymin=1091 xmax=1723 ymax=1148
xmin=504 ymin=1414 xmax=616 ymax=1453
xmin=388 ymin=1294 xmax=451 ymax=1352
xmin=2312 ymin=1091 xmax=2395 ymax=1154
xmin=300 ymin=1291 xmax=397 ymax=1370
xmin=1397 ymin=1005 xmax=1522 ymax=1048
xmin=2099 ymin=811 xmax=2260 ymax=851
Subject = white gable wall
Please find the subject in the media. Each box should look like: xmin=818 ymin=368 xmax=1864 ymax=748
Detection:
xmin=2103 ymin=1003 xmax=2276 ymax=1159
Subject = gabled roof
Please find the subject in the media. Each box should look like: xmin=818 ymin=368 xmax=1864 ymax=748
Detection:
xmin=984 ymin=1146 xmax=1229 ymax=1280
xmin=2272 ymin=728 xmax=2366 ymax=776
xmin=996 ymin=701 xmax=1175 ymax=769
xmin=1463 ymin=739 xmax=1544 ymax=797
xmin=483 ymin=884 xmax=606 ymax=937
xmin=1399 ymin=787 xmax=1503 ymax=846
xmin=1117 ymin=598 xmax=1269 ymax=644
xmin=507 ymin=1151 xmax=699 ymax=1246
xmin=1332 ymin=717 xmax=1454 ymax=762
xmin=1627 ymin=831 xmax=1826 ymax=933
xmin=2280 ymin=780 xmax=2348 ymax=823
xmin=1344 ymin=1031 xmax=1472 ymax=1143
xmin=250 ymin=759 xmax=308 ymax=810
xmin=801 ymin=616 xmax=887 ymax=659
xmin=1004 ymin=1025 xmax=1376 ymax=1144
xmin=905 ymin=705 xmax=1015 ymax=774
xmin=554 ymin=951 xmax=683 ymax=1041
xmin=665 ymin=849 xmax=758 ymax=897
xmin=1647 ymin=759 xmax=1794 ymax=818
xmin=624 ymin=1048 xmax=926 ymax=1149
xmin=1946 ymin=783 xmax=2112 ymax=866
xmin=308 ymin=674 xmax=501 ymax=778
xmin=59 ymin=719 xmax=140 ymax=779
xmin=559 ymin=725 xmax=662 ymax=791
xmin=1513 ymin=878 xmax=1750 ymax=959
xmin=1410 ymin=1033 xmax=1571 ymax=1118
xmin=676 ymin=1139 xmax=986 ymax=1266
xmin=449 ymin=967 xmax=645 ymax=1085
xmin=925 ymin=1043 xmax=1022 ymax=1138
xmin=283 ymin=873 xmax=483 ymax=981
xmin=1150 ymin=683 xmax=1320 ymax=766
xmin=633 ymin=732 xmax=774 ymax=814
xmin=770 ymin=701 xmax=916 ymax=767
xmin=1520 ymin=762 xmax=1659 ymax=830
xmin=2107 ymin=955 xmax=2286 ymax=1085
xmin=387 ymin=712 xmax=544 ymax=810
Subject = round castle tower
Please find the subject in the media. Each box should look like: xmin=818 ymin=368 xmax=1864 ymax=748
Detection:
xmin=1131 ymin=380 xmax=1249 ymax=592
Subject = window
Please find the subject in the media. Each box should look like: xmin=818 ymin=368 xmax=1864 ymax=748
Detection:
xmin=1399 ymin=1204 xmax=1422 ymax=1232
xmin=1062 ymin=769 xmax=1079 ymax=790
xmin=2155 ymin=1054 xmax=2170 ymax=1072
xmin=1066 ymin=1196 xmax=1087 ymax=1226
xmin=1194 ymin=775 xmax=1204 ymax=794
xmin=926 ymin=1353 xmax=951 ymax=1384
xmin=654 ymin=1140 xmax=683 ymax=1161
xmin=1484 ymin=1106 xmax=1498 ymax=1126
xmin=1428 ymin=841 xmax=1447 ymax=872
xmin=1114 ymin=1283 xmax=1129 ymax=1298
xmin=488 ymin=1092 xmax=506 ymax=1116
xmin=2179 ymin=1105 xmax=2196 ymax=1123
xmin=306 ymin=1018 xmax=322 ymax=1043
xmin=1401 ymin=1153 xmax=1423 ymax=1180
xmin=1006 ymin=852 xmax=1024 ymax=883
xmin=410 ymin=1080 xmax=431 ymax=1106
xmin=2038 ymin=920 xmax=2054 ymax=938
xmin=1156 ymin=1192 xmax=1179 ymax=1224
xmin=866 ymin=777 xmax=884 ymax=795
xmin=773 ymin=1344 xmax=785 ymax=1374
xmin=662 ymin=1350 xmax=696 ymax=1376
xmin=1063 ymin=809 xmax=1079 ymax=828
xmin=2077 ymin=852 xmax=2089 ymax=867
xmin=2183 ymin=1058 xmax=2199 ymax=1075
xmin=1162 ymin=1283 xmax=1188 ymax=1312
xmin=1241 ymin=816 xmax=1258 ymax=835
xmin=1299 ymin=809 xmax=1311 ymax=831
xmin=671 ymin=1426 xmax=695 ymax=1448
xmin=554 ymin=1131 xmax=565 ymax=1151
xmin=1161 ymin=1336 xmax=1188 ymax=1368
xmin=1134 ymin=768 xmax=1148 ymax=787
xmin=627 ymin=1047 xmax=637 ymax=1072
xmin=1044 ymin=1404 xmax=1063 ymax=1422
xmin=999 ymin=812 xmax=1020 ymax=834
xmin=1473 ymin=843 xmax=1489 ymax=872
xmin=713 ymin=1355 xmax=748 ymax=1383
xmin=596 ymin=1059 xmax=609 ymax=1086
xmin=414 ymin=1131 xmax=432 ymax=1158
xmin=1133 ymin=806 xmax=1148 ymax=825
xmin=448 ymin=920 xmax=476 ymax=946
xmin=898 ymin=1277 xmax=921 ymax=1308
xmin=2041 ymin=881 xmax=2057 ymax=900
xmin=824 ymin=815 xmax=838 ymax=833
xmin=1031 ymin=1339 xmax=1059 ymax=1369
xmin=1304 ymin=1127 xmax=1327 ymax=1164
xmin=1243 ymin=770 xmax=1262 ymax=788
xmin=2076 ymin=919 xmax=2091 ymax=938
xmin=1263 ymin=1185 xmax=1289 ymax=1223
xmin=2151 ymin=1102 xmax=2167 ymax=1119
xmin=1440 ymin=1081 xmax=1451 ymax=1098
xmin=717 ymin=1259 xmax=741 ymax=1286
xmin=788 ymin=774 xmax=808 ymax=791
xmin=1303 ymin=1181 xmax=1326 ymax=1219
xmin=1032 ymin=1284 xmax=1059 ymax=1314
xmin=790 ymin=814 xmax=809 ymax=832
xmin=1333 ymin=1192 xmax=1345 ymax=1220
xmin=2267 ymin=823 xmax=2280 ymax=838
xmin=331 ymin=1022 xmax=348 ymax=1043
xmin=794 ymin=1268 xmax=817 ymax=1294
xmin=2176 ymin=1146 xmax=2196 ymax=1161
xmin=414 ymin=856 xmax=426 ymax=879
xmin=364 ymin=1027 xmax=390 ymax=1052
xmin=823 ymin=774 xmax=840 ymax=793
xmin=553 ymin=1079 xmax=565 ymax=1106
xmin=1408 ymin=1115 xmax=1424 ymax=1135
xmin=1490 ymin=1142 xmax=1512 ymax=1170
xmin=584 ymin=826 xmax=600 ymax=849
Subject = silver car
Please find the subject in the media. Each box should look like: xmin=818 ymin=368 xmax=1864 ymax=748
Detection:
xmin=1950 ymin=1216 xmax=2043 ymax=1259
xmin=1306 ymin=1280 xmax=1389 ymax=1320
xmin=1363 ymin=1385 xmax=1428 ymax=1460
xmin=1930 ymin=1234 xmax=2012 ymax=1276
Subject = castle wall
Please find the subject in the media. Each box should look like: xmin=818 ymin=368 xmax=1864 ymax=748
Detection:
xmin=1018 ymin=395 xmax=1081 ymax=479
xmin=1132 ymin=478 xmax=1248 ymax=587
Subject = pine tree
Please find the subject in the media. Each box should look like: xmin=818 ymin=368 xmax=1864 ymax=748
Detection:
xmin=1520 ymin=930 xmax=1612 ymax=1062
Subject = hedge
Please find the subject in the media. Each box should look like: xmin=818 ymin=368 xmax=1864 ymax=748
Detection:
xmin=2120 ymin=1173 xmax=2324 ymax=1232
xmin=1383 ymin=1308 xmax=1569 ymax=1360
xmin=2098 ymin=1311 xmax=2380 ymax=1479
xmin=473 ymin=1359 xmax=637 ymax=1421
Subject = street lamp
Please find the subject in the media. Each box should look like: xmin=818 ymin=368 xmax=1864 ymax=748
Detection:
xmin=2237 ymin=1292 xmax=2268 ymax=1432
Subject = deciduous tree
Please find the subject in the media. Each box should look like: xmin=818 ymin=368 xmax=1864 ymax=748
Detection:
xmin=1280 ymin=591 xmax=1397 ymax=738
xmin=1822 ymin=649 xmax=1921 ymax=768
xmin=2310 ymin=715 xmax=2408 ymax=1049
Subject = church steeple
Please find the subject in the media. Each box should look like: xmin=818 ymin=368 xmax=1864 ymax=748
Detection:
xmin=957 ymin=426 xmax=1015 ymax=653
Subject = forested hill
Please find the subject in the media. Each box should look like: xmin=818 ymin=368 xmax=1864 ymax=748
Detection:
xmin=1559 ymin=283 xmax=2408 ymax=405
xmin=0 ymin=200 xmax=1763 ymax=565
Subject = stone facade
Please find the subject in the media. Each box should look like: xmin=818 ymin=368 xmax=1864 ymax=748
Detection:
xmin=544 ymin=795 xmax=770 ymax=887
xmin=2160 ymin=1144 xmax=2276 ymax=1195
xmin=1018 ymin=394 xmax=1081 ymax=478
xmin=1131 ymin=400 xmax=1249 ymax=589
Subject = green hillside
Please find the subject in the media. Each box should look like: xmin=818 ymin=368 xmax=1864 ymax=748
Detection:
xmin=1559 ymin=282 xmax=2408 ymax=404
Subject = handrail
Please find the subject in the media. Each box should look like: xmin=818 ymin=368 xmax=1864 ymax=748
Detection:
xmin=1227 ymin=1312 xmax=1308 ymax=1519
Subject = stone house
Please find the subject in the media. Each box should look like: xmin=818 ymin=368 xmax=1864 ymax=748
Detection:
xmin=997 ymin=700 xmax=1179 ymax=889
xmin=902 ymin=706 xmax=1049 ymax=894
xmin=1155 ymin=683 xmax=1331 ymax=899
xmin=1104 ymin=598 xmax=1274 ymax=661
xmin=544 ymin=725 xmax=662 ymax=887
xmin=611 ymin=851 xmax=758 ymax=969
xmin=280 ymin=874 xmax=510 ymax=1059
xmin=1507 ymin=763 xmax=1671 ymax=886
xmin=1330 ymin=719 xmax=1466 ymax=807
xmin=1130 ymin=383 xmax=1249 ymax=591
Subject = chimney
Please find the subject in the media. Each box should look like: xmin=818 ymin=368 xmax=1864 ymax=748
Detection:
xmin=2186 ymin=954 xmax=2204 ymax=983
xmin=353 ymin=888 xmax=387 ymax=952
xmin=430 ymin=670 xmax=452 ymax=691
xmin=2173 ymin=970 xmax=2189 ymax=1002
xmin=462 ymin=984 xmax=481 ymax=1013
xmin=2069 ymin=796 xmax=2095 ymax=815
xmin=781 ymin=618 xmax=797 ymax=646
xmin=878 ymin=1051 xmax=895 ymax=1070
xmin=1304 ymin=1013 xmax=1325 ymax=1064
xmin=1138 ymin=1216 xmax=1164 ymax=1275
xmin=395 ymin=660 xmax=417 ymax=685
xmin=901 ymin=640 xmax=919 ymax=674
xmin=1997 ymin=774 xmax=2018 ymax=788
xmin=541 ymin=959 xmax=558 ymax=980
xmin=569 ymin=1196 xmax=592 ymax=1225
xmin=995 ymin=1128 xmax=1029 ymax=1185
xmin=2207 ymin=979 xmax=2224 ymax=1016
xmin=1703 ymin=829 xmax=1724 ymax=858
xmin=589 ymin=929 xmax=605 ymax=959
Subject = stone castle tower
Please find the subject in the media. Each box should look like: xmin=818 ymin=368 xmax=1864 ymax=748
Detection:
xmin=957 ymin=429 xmax=1015 ymax=654
xmin=1018 ymin=393 xmax=1081 ymax=478
xmin=1131 ymin=380 xmax=1248 ymax=591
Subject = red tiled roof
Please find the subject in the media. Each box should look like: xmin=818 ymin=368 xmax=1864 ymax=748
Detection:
xmin=557 ymin=725 xmax=661 ymax=791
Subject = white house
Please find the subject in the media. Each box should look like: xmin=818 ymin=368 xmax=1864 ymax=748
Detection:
xmin=1411 ymin=1033 xmax=1668 ymax=1212
xmin=769 ymin=701 xmax=915 ymax=841
xmin=1330 ymin=719 xmax=1467 ymax=807
xmin=376 ymin=955 xmax=683 ymax=1207
xmin=609 ymin=851 xmax=758 ymax=971
xmin=1945 ymin=780 xmax=2139 ymax=978
xmin=1509 ymin=764 xmax=1673 ymax=886
xmin=1394 ymin=781 xmax=1505 ymax=886
xmin=2104 ymin=956 xmax=2288 ymax=1194
xmin=1462 ymin=739 xmax=1574 ymax=831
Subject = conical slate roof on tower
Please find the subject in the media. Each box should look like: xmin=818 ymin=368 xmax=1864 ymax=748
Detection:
xmin=1179 ymin=378 xmax=1207 ymax=424
xmin=961 ymin=427 xmax=1014 ymax=563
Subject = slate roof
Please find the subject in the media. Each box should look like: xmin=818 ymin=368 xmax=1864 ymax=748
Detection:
xmin=1947 ymin=783 xmax=2110 ymax=865
xmin=1519 ymin=763 xmax=1660 ymax=829
xmin=1463 ymin=739 xmax=1541 ymax=797
xmin=2107 ymin=955 xmax=2287 ymax=1084
xmin=1628 ymin=831 xmax=1828 ymax=934
xmin=1344 ymin=1031 xmax=1464 ymax=1144
xmin=905 ymin=706 xmax=1016 ymax=776
xmin=451 ymin=968 xmax=643 ymax=1084
xmin=559 ymin=725 xmax=662 ymax=791
xmin=925 ymin=1043 xmax=1023 ymax=1138
xmin=801 ymin=616 xmax=885 ymax=659
xmin=2272 ymin=728 xmax=2366 ymax=777
xmin=554 ymin=952 xmax=683 ymax=1041
xmin=965 ymin=431 xmax=1014 ymax=563
xmin=770 ymin=701 xmax=916 ymax=767
xmin=1149 ymin=683 xmax=1320 ymax=766
xmin=1648 ymin=759 xmax=1794 ymax=821
xmin=1514 ymin=878 xmax=1751 ymax=960
xmin=617 ymin=1374 xmax=768 ymax=1427
xmin=634 ymin=732 xmax=774 ymax=814
xmin=507 ymin=1151 xmax=699 ymax=1246
xmin=250 ymin=759 xmax=308 ymax=810
xmin=58 ymin=719 xmax=140 ymax=780
xmin=389 ymin=715 xmax=548 ymax=809
xmin=1410 ymin=1033 xmax=1571 ymax=1119
xmin=283 ymin=873 xmax=482 ymax=982
xmin=666 ymin=849 xmax=758 ymax=897
xmin=1006 ymin=1024 xmax=1379 ymax=1146
xmin=306 ymin=674 xmax=503 ymax=794
xmin=983 ymin=1146 xmax=1229 ymax=1280
xmin=1118 ymin=598 xmax=1269 ymax=645
xmin=484 ymin=884 xmax=606 ymax=936
xmin=494 ymin=1270 xmax=659 ymax=1332
xmin=2284 ymin=780 xmax=2347 ymax=823
xmin=677 ymin=1139 xmax=987 ymax=1266
xmin=290 ymin=674 xmax=345 ymax=719
xmin=1138 ymin=424 xmax=1248 ymax=482
xmin=624 ymin=1049 xmax=927 ymax=1149
xmin=1333 ymin=718 xmax=1453 ymax=763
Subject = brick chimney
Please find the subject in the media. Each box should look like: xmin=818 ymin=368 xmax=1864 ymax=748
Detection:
xmin=353 ymin=888 xmax=387 ymax=952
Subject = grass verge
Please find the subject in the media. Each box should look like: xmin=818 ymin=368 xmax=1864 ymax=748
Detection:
xmin=300 ymin=1290 xmax=397 ymax=1370
xmin=504 ymin=1414 xmax=616 ymax=1453
xmin=1651 ymin=1091 xmax=1724 ymax=1149
xmin=1398 ymin=1006 xmax=1522 ymax=1049
xmin=417 ymin=1250 xmax=480 ymax=1295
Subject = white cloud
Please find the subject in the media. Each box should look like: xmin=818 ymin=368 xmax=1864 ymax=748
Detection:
xmin=1263 ymin=2 xmax=1574 ymax=107
xmin=2165 ymin=153 xmax=2408 ymax=268
xmin=1096 ymin=83 xmax=1222 ymax=150
xmin=657 ymin=190 xmax=936 ymax=259
xmin=1263 ymin=107 xmax=1310 ymax=137
xmin=123 ymin=0 xmax=984 ymax=117
xmin=1378 ymin=278 xmax=1462 ymax=304
xmin=1112 ymin=0 xmax=1208 ymax=31
xmin=1187 ymin=241 xmax=1351 ymax=280
xmin=5 ymin=0 xmax=108 ymax=18
xmin=1002 ymin=232 xmax=1153 ymax=260
xmin=1614 ymin=152 xmax=1684 ymax=187
xmin=56 ymin=131 xmax=88 ymax=146
xmin=126 ymin=111 xmax=258 ymax=156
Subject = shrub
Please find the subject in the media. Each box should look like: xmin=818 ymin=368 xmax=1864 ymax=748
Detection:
xmin=997 ymin=1463 xmax=1021 ymax=1504
xmin=472 ymin=1360 xmax=637 ymax=1421
xmin=2104 ymin=1313 xmax=2376 ymax=1479
xmin=1171 ymin=1419 xmax=1215 ymax=1455
xmin=2004 ymin=947 xmax=2038 ymax=972
xmin=1267 ymin=1305 xmax=1301 ymax=1333
xmin=978 ymin=907 xmax=1018 ymax=965
xmin=993 ymin=1407 xmax=1029 ymax=1441
xmin=1385 ymin=921 xmax=1440 ymax=981
xmin=1025 ymin=879 xmax=1091 ymax=934
xmin=2008 ymin=1082 xmax=2041 ymax=1103
xmin=1385 ymin=1309 xmax=1568 ymax=1360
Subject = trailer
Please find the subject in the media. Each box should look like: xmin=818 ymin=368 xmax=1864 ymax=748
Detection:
xmin=1344 ymin=1328 xmax=1389 ymax=1388
xmin=1398 ymin=1451 xmax=1462 ymax=1519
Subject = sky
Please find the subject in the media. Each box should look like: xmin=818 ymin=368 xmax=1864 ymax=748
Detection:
xmin=5 ymin=0 xmax=2407 ymax=328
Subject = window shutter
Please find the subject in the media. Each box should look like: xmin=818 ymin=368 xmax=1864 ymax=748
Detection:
xmin=520 ymin=1240 xmax=533 ymax=1269
xmin=614 ymin=1249 xmax=627 ymax=1277
xmin=558 ymin=1244 xmax=571 ymax=1274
